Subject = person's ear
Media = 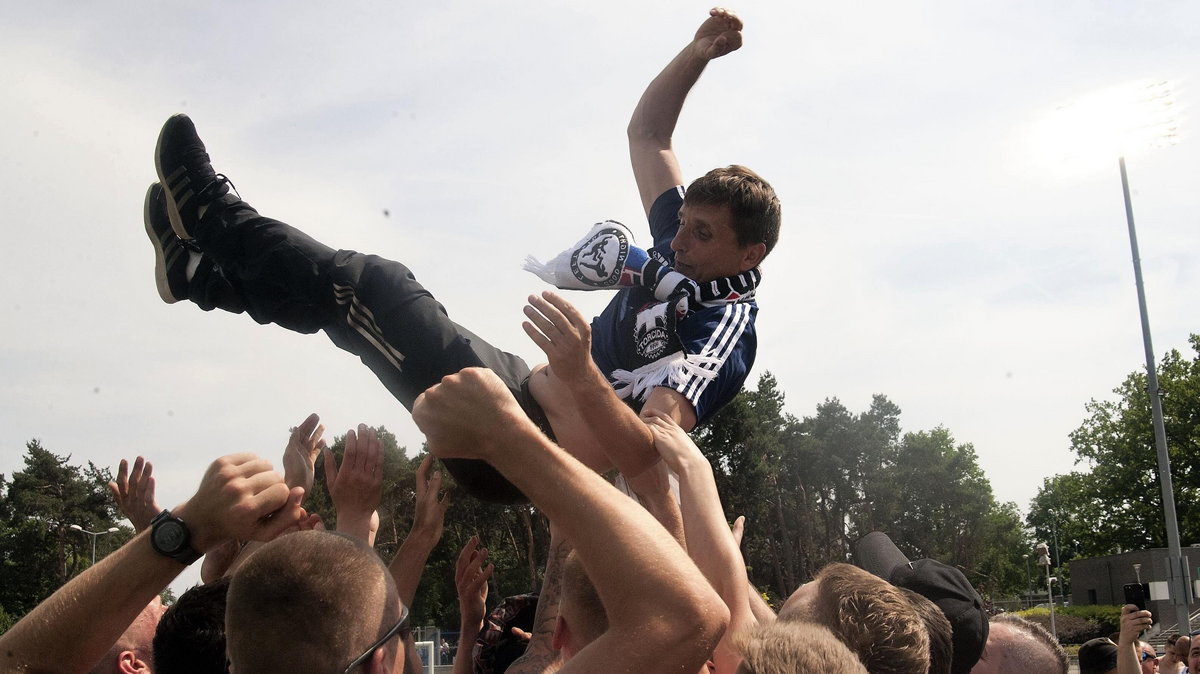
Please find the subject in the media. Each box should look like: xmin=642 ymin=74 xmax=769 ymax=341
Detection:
xmin=116 ymin=650 xmax=151 ymax=673
xmin=740 ymin=242 xmax=766 ymax=272
xmin=366 ymin=645 xmax=391 ymax=674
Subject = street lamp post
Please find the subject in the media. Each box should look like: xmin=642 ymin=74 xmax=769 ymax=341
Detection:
xmin=1024 ymin=554 xmax=1033 ymax=608
xmin=68 ymin=524 xmax=119 ymax=565
xmin=1036 ymin=542 xmax=1058 ymax=640
xmin=1048 ymin=512 xmax=1061 ymax=570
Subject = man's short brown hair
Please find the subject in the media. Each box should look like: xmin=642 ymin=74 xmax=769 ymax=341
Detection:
xmin=226 ymin=531 xmax=401 ymax=671
xmin=899 ymin=587 xmax=953 ymax=674
xmin=735 ymin=621 xmax=868 ymax=674
xmin=779 ymin=563 xmax=930 ymax=674
xmin=685 ymin=165 xmax=782 ymax=257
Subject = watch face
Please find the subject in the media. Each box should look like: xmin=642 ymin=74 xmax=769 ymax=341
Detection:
xmin=153 ymin=520 xmax=186 ymax=553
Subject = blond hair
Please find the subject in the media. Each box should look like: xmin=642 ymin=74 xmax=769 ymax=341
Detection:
xmin=735 ymin=621 xmax=868 ymax=674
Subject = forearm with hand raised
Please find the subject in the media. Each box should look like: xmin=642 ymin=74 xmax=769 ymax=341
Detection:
xmin=413 ymin=368 xmax=727 ymax=672
xmin=0 ymin=453 xmax=303 ymax=673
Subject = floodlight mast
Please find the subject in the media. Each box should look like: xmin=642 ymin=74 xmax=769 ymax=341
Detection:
xmin=1120 ymin=153 xmax=1192 ymax=633
xmin=1037 ymin=79 xmax=1188 ymax=633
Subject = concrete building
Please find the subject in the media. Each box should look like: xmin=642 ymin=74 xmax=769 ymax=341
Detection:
xmin=1069 ymin=547 xmax=1200 ymax=625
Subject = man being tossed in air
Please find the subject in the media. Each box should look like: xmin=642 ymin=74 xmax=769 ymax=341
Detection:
xmin=143 ymin=7 xmax=779 ymax=502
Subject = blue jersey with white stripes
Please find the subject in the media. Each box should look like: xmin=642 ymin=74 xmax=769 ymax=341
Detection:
xmin=589 ymin=186 xmax=758 ymax=425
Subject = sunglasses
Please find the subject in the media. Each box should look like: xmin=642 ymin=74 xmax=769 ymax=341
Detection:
xmin=343 ymin=604 xmax=411 ymax=673
xmin=1142 ymin=651 xmax=1159 ymax=662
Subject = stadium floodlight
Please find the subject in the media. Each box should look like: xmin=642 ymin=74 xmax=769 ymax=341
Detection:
xmin=1035 ymin=79 xmax=1190 ymax=633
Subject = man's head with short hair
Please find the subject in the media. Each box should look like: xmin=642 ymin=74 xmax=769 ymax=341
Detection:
xmin=153 ymin=578 xmax=230 ymax=674
xmin=226 ymin=531 xmax=403 ymax=672
xmin=1171 ymin=634 xmax=1190 ymax=662
xmin=552 ymin=551 xmax=608 ymax=659
xmin=671 ymin=165 xmax=780 ymax=283
xmin=852 ymin=532 xmax=989 ymax=674
xmin=734 ymin=621 xmax=868 ymax=674
xmin=899 ymin=587 xmax=953 ymax=674
xmin=89 ymin=596 xmax=166 ymax=674
xmin=777 ymin=562 xmax=930 ymax=674
xmin=685 ymin=165 xmax=782 ymax=256
xmin=1188 ymin=636 xmax=1200 ymax=672
xmin=971 ymin=614 xmax=1068 ymax=674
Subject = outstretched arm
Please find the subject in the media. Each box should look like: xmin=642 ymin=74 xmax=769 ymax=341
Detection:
xmin=646 ymin=412 xmax=754 ymax=673
xmin=525 ymin=291 xmax=692 ymax=478
xmin=0 ymin=454 xmax=304 ymax=673
xmin=323 ymin=425 xmax=384 ymax=543
xmin=628 ymin=7 xmax=744 ymax=213
xmin=1117 ymin=604 xmax=1152 ymax=674
xmin=413 ymin=368 xmax=728 ymax=674
xmin=731 ymin=516 xmax=777 ymax=625
xmin=389 ymin=454 xmax=450 ymax=607
xmin=525 ymin=290 xmax=691 ymax=539
xmin=452 ymin=536 xmax=494 ymax=674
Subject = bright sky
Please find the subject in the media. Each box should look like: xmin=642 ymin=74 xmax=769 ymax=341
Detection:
xmin=2 ymin=2 xmax=1198 ymax=595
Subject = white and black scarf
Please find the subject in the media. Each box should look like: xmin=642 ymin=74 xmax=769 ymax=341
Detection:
xmin=524 ymin=220 xmax=759 ymax=400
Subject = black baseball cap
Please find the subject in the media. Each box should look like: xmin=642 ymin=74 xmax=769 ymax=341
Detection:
xmin=853 ymin=532 xmax=989 ymax=674
xmin=1078 ymin=638 xmax=1119 ymax=674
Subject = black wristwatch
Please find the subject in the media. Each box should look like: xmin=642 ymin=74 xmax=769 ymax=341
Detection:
xmin=150 ymin=510 xmax=202 ymax=565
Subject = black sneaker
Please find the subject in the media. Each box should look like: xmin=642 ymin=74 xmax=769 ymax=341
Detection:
xmin=154 ymin=114 xmax=232 ymax=240
xmin=143 ymin=182 xmax=193 ymax=304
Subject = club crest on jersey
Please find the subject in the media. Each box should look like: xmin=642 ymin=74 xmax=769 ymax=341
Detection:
xmin=634 ymin=306 xmax=672 ymax=361
xmin=570 ymin=223 xmax=629 ymax=287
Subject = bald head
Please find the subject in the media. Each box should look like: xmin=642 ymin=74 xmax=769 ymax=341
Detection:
xmin=1171 ymin=634 xmax=1191 ymax=664
xmin=226 ymin=531 xmax=402 ymax=672
xmin=970 ymin=614 xmax=1066 ymax=674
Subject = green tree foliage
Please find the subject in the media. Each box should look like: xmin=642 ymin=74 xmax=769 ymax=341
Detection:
xmin=0 ymin=440 xmax=131 ymax=626
xmin=1028 ymin=335 xmax=1200 ymax=564
xmin=866 ymin=429 xmax=1028 ymax=597
xmin=695 ymin=373 xmax=1029 ymax=604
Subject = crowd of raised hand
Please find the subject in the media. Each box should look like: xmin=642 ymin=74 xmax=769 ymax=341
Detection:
xmin=0 ymin=368 xmax=1079 ymax=673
